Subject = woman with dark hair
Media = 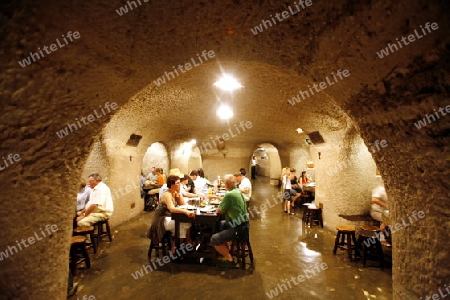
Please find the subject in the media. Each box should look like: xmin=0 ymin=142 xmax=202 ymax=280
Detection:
xmin=148 ymin=175 xmax=195 ymax=252
xmin=192 ymin=168 xmax=209 ymax=194
xmin=300 ymin=171 xmax=309 ymax=185
xmin=197 ymin=168 xmax=205 ymax=178
xmin=180 ymin=174 xmax=197 ymax=197
xmin=289 ymin=168 xmax=301 ymax=191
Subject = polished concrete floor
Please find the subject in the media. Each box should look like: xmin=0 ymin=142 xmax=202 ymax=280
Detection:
xmin=73 ymin=177 xmax=393 ymax=300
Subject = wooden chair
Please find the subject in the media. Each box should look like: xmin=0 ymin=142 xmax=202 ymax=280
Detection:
xmin=148 ymin=231 xmax=172 ymax=259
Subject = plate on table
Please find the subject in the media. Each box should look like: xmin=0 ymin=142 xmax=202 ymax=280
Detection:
xmin=200 ymin=206 xmax=216 ymax=213
xmin=210 ymin=199 xmax=221 ymax=205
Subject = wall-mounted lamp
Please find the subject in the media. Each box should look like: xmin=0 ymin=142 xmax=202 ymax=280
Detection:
xmin=130 ymin=155 xmax=132 ymax=161
xmin=318 ymin=152 xmax=321 ymax=159
xmin=306 ymin=161 xmax=315 ymax=169
xmin=221 ymin=149 xmax=229 ymax=158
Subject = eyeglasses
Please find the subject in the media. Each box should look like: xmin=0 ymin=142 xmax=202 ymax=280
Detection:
xmin=175 ymin=182 xmax=181 ymax=184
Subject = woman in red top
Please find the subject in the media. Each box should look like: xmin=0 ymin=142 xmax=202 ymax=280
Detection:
xmin=300 ymin=171 xmax=309 ymax=185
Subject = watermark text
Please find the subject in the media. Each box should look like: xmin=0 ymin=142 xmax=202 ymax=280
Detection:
xmin=0 ymin=224 xmax=59 ymax=261
xmin=18 ymin=31 xmax=80 ymax=68
xmin=288 ymin=69 xmax=350 ymax=106
xmin=56 ymin=102 xmax=118 ymax=139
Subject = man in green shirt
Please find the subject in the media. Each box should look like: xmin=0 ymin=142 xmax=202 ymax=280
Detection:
xmin=210 ymin=174 xmax=249 ymax=263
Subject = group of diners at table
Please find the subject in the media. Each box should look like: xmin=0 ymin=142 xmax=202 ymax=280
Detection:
xmin=146 ymin=167 xmax=252 ymax=266
xmin=281 ymin=167 xmax=312 ymax=215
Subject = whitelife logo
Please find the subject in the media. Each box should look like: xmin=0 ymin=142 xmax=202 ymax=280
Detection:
xmin=152 ymin=50 xmax=215 ymax=87
xmin=115 ymin=0 xmax=149 ymax=16
xmin=265 ymin=262 xmax=328 ymax=298
xmin=376 ymin=22 xmax=439 ymax=59
xmin=0 ymin=224 xmax=58 ymax=261
xmin=250 ymin=0 xmax=313 ymax=35
xmin=0 ymin=153 xmax=21 ymax=172
xmin=198 ymin=121 xmax=253 ymax=154
xmin=288 ymin=69 xmax=350 ymax=106
xmin=326 ymin=139 xmax=388 ymax=176
xmin=18 ymin=31 xmax=81 ymax=68
xmin=414 ymin=105 xmax=450 ymax=129
xmin=56 ymin=102 xmax=119 ymax=139
xmin=363 ymin=210 xmax=425 ymax=248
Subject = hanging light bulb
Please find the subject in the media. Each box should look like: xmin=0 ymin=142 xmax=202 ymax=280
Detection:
xmin=213 ymin=75 xmax=243 ymax=92
xmin=216 ymin=104 xmax=233 ymax=120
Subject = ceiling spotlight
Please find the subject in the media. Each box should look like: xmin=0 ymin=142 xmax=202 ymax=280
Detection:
xmin=296 ymin=128 xmax=303 ymax=134
xmin=216 ymin=104 xmax=233 ymax=120
xmin=213 ymin=75 xmax=243 ymax=92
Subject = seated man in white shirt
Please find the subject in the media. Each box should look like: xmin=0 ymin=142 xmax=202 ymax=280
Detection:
xmin=235 ymin=170 xmax=252 ymax=211
xmin=77 ymin=173 xmax=114 ymax=227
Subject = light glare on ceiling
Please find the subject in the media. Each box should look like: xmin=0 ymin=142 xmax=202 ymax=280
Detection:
xmin=216 ymin=105 xmax=233 ymax=120
xmin=213 ymin=75 xmax=243 ymax=91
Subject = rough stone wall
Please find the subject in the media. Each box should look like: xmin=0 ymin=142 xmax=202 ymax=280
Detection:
xmin=1 ymin=0 xmax=449 ymax=298
xmin=312 ymin=129 xmax=381 ymax=228
xmin=344 ymin=51 xmax=450 ymax=299
xmin=82 ymin=138 xmax=110 ymax=181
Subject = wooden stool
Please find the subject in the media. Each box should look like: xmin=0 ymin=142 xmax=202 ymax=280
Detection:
xmin=230 ymin=223 xmax=254 ymax=270
xmin=73 ymin=226 xmax=97 ymax=254
xmin=93 ymin=219 xmax=112 ymax=246
xmin=70 ymin=236 xmax=90 ymax=276
xmin=358 ymin=225 xmax=384 ymax=268
xmin=302 ymin=203 xmax=323 ymax=227
xmin=298 ymin=194 xmax=311 ymax=206
xmin=333 ymin=225 xmax=357 ymax=261
xmin=148 ymin=231 xmax=172 ymax=259
xmin=145 ymin=189 xmax=160 ymax=211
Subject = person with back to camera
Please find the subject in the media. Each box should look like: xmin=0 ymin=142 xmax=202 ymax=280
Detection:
xmin=289 ymin=168 xmax=302 ymax=207
xmin=370 ymin=182 xmax=391 ymax=246
xmin=282 ymin=168 xmax=300 ymax=215
xmin=210 ymin=174 xmax=248 ymax=266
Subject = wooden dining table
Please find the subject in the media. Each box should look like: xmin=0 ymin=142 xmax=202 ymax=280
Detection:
xmin=171 ymin=209 xmax=221 ymax=263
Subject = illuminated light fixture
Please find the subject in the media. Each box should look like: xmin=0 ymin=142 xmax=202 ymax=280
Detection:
xmin=213 ymin=75 xmax=243 ymax=92
xmin=216 ymin=104 xmax=233 ymax=120
xmin=307 ymin=161 xmax=315 ymax=169
xmin=190 ymin=139 xmax=196 ymax=145
xmin=296 ymin=128 xmax=303 ymax=134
